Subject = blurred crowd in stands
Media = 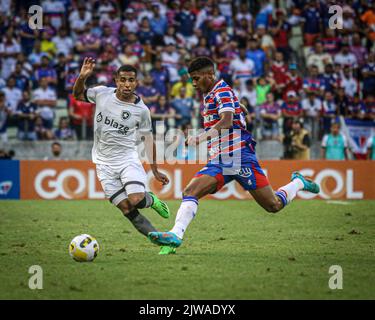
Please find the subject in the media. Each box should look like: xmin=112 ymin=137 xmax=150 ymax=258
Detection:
xmin=0 ymin=0 xmax=374 ymax=160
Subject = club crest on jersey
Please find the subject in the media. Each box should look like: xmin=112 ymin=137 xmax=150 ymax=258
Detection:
xmin=96 ymin=112 xmax=103 ymax=122
xmin=121 ymin=111 xmax=131 ymax=120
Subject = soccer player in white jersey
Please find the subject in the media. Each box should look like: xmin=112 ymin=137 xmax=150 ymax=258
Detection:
xmin=73 ymin=57 xmax=170 ymax=240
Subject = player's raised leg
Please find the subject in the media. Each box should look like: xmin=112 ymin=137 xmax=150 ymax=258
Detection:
xmin=148 ymin=173 xmax=218 ymax=249
xmin=249 ymin=171 xmax=320 ymax=213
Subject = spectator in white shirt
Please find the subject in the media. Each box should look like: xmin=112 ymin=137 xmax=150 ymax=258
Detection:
xmin=42 ymin=0 xmax=66 ymax=29
xmin=69 ymin=5 xmax=92 ymax=38
xmin=161 ymin=44 xmax=181 ymax=83
xmin=334 ymin=44 xmax=358 ymax=70
xmin=1 ymin=77 xmax=22 ymax=114
xmin=32 ymin=77 xmax=57 ymax=135
xmin=240 ymin=79 xmax=257 ymax=108
xmin=229 ymin=47 xmax=255 ymax=91
xmin=52 ymin=28 xmax=74 ymax=57
xmin=0 ymin=29 xmax=21 ymax=79
xmin=307 ymin=41 xmax=333 ymax=74
xmin=137 ymin=1 xmax=154 ymax=23
xmin=236 ymin=2 xmax=252 ymax=24
xmin=302 ymin=91 xmax=321 ymax=140
xmin=339 ymin=66 xmax=359 ymax=98
xmin=123 ymin=8 xmax=139 ymax=33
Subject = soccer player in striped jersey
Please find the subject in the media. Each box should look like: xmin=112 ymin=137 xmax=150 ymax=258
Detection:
xmin=148 ymin=57 xmax=320 ymax=254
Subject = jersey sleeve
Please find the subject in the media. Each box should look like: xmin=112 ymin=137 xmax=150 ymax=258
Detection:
xmin=139 ymin=107 xmax=153 ymax=134
xmin=84 ymin=86 xmax=109 ymax=103
xmin=215 ymin=89 xmax=235 ymax=114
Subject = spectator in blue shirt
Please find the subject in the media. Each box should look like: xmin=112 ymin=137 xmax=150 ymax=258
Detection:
xmin=28 ymin=40 xmax=45 ymax=68
xmin=136 ymin=74 xmax=159 ymax=109
xmin=19 ymin=11 xmax=38 ymax=56
xmin=171 ymin=86 xmax=194 ymax=128
xmin=246 ymin=37 xmax=267 ymax=77
xmin=302 ymin=1 xmax=322 ymax=46
xmin=34 ymin=55 xmax=57 ymax=87
xmin=254 ymin=2 xmax=273 ymax=29
xmin=138 ymin=17 xmax=155 ymax=45
xmin=175 ymin=1 xmax=196 ymax=43
xmin=150 ymin=4 xmax=168 ymax=37
xmin=10 ymin=62 xmax=30 ymax=91
xmin=150 ymin=95 xmax=175 ymax=132
xmin=320 ymin=63 xmax=338 ymax=93
xmin=54 ymin=116 xmax=75 ymax=140
xmin=16 ymin=91 xmax=37 ymax=141
xmin=362 ymin=52 xmax=375 ymax=96
xmin=149 ymin=59 xmax=170 ymax=97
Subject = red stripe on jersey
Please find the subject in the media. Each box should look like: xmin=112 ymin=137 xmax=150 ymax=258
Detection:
xmin=205 ymin=109 xmax=219 ymax=115
xmin=209 ymin=141 xmax=247 ymax=159
xmin=215 ymin=87 xmax=233 ymax=93
xmin=210 ymin=133 xmax=241 ymax=148
xmin=204 ymin=119 xmax=220 ymax=128
xmin=205 ymin=107 xmax=242 ymax=116
xmin=220 ymin=141 xmax=247 ymax=154
xmin=219 ymin=97 xmax=233 ymax=103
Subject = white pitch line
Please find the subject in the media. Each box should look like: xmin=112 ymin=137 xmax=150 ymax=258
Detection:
xmin=326 ymin=200 xmax=352 ymax=205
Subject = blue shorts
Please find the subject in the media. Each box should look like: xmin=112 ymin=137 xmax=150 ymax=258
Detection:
xmin=194 ymin=159 xmax=269 ymax=192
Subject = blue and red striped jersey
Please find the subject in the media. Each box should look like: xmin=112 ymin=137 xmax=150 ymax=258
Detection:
xmin=202 ymin=79 xmax=256 ymax=163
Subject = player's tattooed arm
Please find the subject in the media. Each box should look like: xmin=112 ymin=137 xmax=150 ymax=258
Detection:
xmin=73 ymin=57 xmax=95 ymax=102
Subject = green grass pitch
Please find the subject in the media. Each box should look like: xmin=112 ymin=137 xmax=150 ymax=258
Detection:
xmin=0 ymin=199 xmax=374 ymax=299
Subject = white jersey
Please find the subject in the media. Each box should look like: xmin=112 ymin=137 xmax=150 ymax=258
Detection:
xmin=85 ymin=86 xmax=152 ymax=167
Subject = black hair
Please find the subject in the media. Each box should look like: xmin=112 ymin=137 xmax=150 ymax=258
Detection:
xmin=293 ymin=120 xmax=304 ymax=128
xmin=188 ymin=56 xmax=215 ymax=73
xmin=116 ymin=65 xmax=138 ymax=77
xmin=52 ymin=141 xmax=61 ymax=147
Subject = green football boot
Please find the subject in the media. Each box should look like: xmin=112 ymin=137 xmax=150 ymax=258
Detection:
xmin=291 ymin=171 xmax=320 ymax=194
xmin=149 ymin=192 xmax=170 ymax=219
xmin=159 ymin=246 xmax=176 ymax=255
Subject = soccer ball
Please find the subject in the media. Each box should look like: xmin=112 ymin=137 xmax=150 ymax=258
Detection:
xmin=69 ymin=234 xmax=99 ymax=262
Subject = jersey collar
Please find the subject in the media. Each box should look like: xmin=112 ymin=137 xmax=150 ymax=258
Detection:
xmin=203 ymin=79 xmax=224 ymax=100
xmin=113 ymin=90 xmax=141 ymax=105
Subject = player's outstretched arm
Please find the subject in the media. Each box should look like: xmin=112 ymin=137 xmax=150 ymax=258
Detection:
xmin=73 ymin=57 xmax=96 ymax=101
